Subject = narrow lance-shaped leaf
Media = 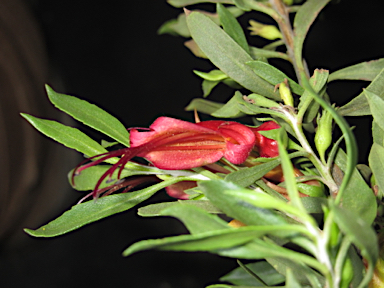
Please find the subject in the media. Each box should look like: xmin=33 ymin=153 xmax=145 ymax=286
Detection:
xmin=185 ymin=98 xmax=224 ymax=115
xmin=217 ymin=3 xmax=249 ymax=54
xmin=24 ymin=177 xmax=190 ymax=237
xmin=334 ymin=148 xmax=376 ymax=224
xmin=328 ymin=58 xmax=384 ymax=82
xmin=138 ymin=200 xmax=222 ymax=217
xmin=369 ymin=143 xmax=384 ymax=198
xmin=220 ymin=261 xmax=285 ymax=286
xmin=158 ymin=204 xmax=229 ymax=234
xmin=122 ymin=224 xmax=310 ymax=257
xmin=365 ymin=89 xmax=384 ymax=131
xmin=186 ymin=11 xmax=279 ymax=99
xmin=339 ymin=68 xmax=384 ymax=116
xmin=332 ymin=204 xmax=378 ymax=288
xmin=167 ymin=0 xmax=233 ymax=8
xmin=21 ymin=113 xmax=108 ymax=157
xmin=46 ymin=85 xmax=130 ymax=147
xmin=293 ymin=0 xmax=331 ymax=70
xmin=246 ymin=61 xmax=304 ymax=95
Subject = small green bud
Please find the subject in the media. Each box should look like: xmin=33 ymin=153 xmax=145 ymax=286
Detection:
xmin=245 ymin=93 xmax=280 ymax=108
xmin=278 ymin=81 xmax=294 ymax=107
xmin=283 ymin=0 xmax=294 ymax=5
xmin=340 ymin=257 xmax=353 ymax=288
xmin=315 ymin=109 xmax=333 ymax=164
xmin=248 ymin=20 xmax=282 ymax=40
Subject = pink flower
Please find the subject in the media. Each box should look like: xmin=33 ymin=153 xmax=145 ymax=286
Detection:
xmin=73 ymin=117 xmax=256 ymax=197
xmin=252 ymin=121 xmax=280 ymax=158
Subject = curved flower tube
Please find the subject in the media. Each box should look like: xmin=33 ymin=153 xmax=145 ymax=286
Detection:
xmin=73 ymin=117 xmax=256 ymax=197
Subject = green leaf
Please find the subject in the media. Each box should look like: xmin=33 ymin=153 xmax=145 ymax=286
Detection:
xmin=216 ymin=238 xmax=327 ymax=275
xmin=266 ymin=257 xmax=324 ymax=288
xmin=24 ymin=178 xmax=187 ymax=237
xmin=159 ymin=7 xmax=244 ymax=38
xmin=159 ymin=203 xmax=229 ymax=234
xmin=167 ymin=0 xmax=233 ymax=8
xmin=186 ymin=11 xmax=278 ymax=99
xmin=293 ymin=0 xmax=331 ymax=68
xmin=202 ymin=80 xmax=221 ymax=97
xmin=298 ymin=68 xmax=329 ymax=123
xmin=212 ymin=91 xmax=246 ymax=118
xmin=220 ymin=261 xmax=285 ymax=286
xmin=329 ymin=58 xmax=384 ymax=82
xmin=185 ymin=98 xmax=224 ymax=115
xmin=373 ymin=120 xmax=384 ymax=146
xmin=21 ymin=113 xmax=108 ymax=157
xmin=332 ymin=204 xmax=378 ymax=288
xmin=249 ymin=46 xmax=290 ymax=61
xmin=217 ymin=3 xmax=249 ymax=54
xmin=199 ymin=180 xmax=289 ymax=227
xmin=138 ymin=200 xmax=222 ymax=217
xmin=194 ymin=69 xmax=228 ymax=81
xmin=246 ymin=61 xmax=304 ymax=95
xmin=339 ymin=68 xmax=384 ymax=116
xmin=369 ymin=143 xmax=384 ymax=198
xmin=365 ymin=89 xmax=384 ymax=131
xmin=46 ymin=85 xmax=130 ymax=147
xmin=333 ymin=148 xmax=377 ymax=224
xmin=158 ymin=14 xmax=190 ymax=37
xmin=225 ymin=158 xmax=281 ymax=187
xmin=122 ymin=224 xmax=309 ymax=257
xmin=286 ymin=269 xmax=303 ymax=288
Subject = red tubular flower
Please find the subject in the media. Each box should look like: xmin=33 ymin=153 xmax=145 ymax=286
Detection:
xmin=73 ymin=117 xmax=256 ymax=197
xmin=251 ymin=121 xmax=280 ymax=158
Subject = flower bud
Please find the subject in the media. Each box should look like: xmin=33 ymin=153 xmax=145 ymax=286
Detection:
xmin=248 ymin=20 xmax=282 ymax=40
xmin=340 ymin=257 xmax=353 ymax=288
xmin=315 ymin=109 xmax=333 ymax=164
xmin=278 ymin=81 xmax=294 ymax=107
xmin=244 ymin=93 xmax=280 ymax=108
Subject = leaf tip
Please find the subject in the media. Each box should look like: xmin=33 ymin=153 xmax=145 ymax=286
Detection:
xmin=183 ymin=8 xmax=191 ymax=17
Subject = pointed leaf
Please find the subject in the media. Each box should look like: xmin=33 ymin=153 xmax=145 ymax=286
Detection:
xmin=298 ymin=69 xmax=329 ymax=123
xmin=246 ymin=61 xmax=304 ymax=95
xmin=24 ymin=178 xmax=187 ymax=237
xmin=365 ymin=89 xmax=384 ymax=131
xmin=225 ymin=158 xmax=281 ymax=187
xmin=217 ymin=3 xmax=249 ymax=53
xmin=168 ymin=0 xmax=233 ymax=8
xmin=199 ymin=180 xmax=289 ymax=227
xmin=212 ymin=91 xmax=246 ymax=118
xmin=46 ymin=85 xmax=130 ymax=147
xmin=21 ymin=113 xmax=108 ymax=157
xmin=186 ymin=11 xmax=278 ymax=99
xmin=334 ymin=148 xmax=377 ymax=224
xmin=249 ymin=46 xmax=290 ymax=61
xmin=293 ymin=0 xmax=331 ymax=66
xmin=329 ymin=58 xmax=384 ymax=82
xmin=332 ymin=204 xmax=378 ymax=287
xmin=369 ymin=143 xmax=384 ymax=197
xmin=194 ymin=69 xmax=228 ymax=81
xmin=159 ymin=204 xmax=229 ymax=234
xmin=123 ymin=225 xmax=309 ymax=257
xmin=220 ymin=261 xmax=285 ymax=286
xmin=373 ymin=120 xmax=384 ymax=146
xmin=339 ymin=68 xmax=384 ymax=116
xmin=138 ymin=200 xmax=222 ymax=217
xmin=185 ymin=98 xmax=224 ymax=115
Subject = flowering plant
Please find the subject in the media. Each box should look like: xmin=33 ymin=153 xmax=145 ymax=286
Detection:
xmin=21 ymin=0 xmax=384 ymax=287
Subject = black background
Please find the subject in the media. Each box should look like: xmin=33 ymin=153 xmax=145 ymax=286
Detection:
xmin=1 ymin=0 xmax=384 ymax=287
